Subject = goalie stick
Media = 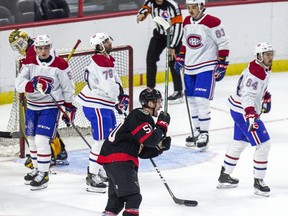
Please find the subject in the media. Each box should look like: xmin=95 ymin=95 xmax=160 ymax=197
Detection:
xmin=153 ymin=16 xmax=171 ymax=113
xmin=150 ymin=158 xmax=198 ymax=207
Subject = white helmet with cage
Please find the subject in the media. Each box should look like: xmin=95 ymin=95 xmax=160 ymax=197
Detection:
xmin=90 ymin=32 xmax=112 ymax=53
xmin=34 ymin=34 xmax=52 ymax=47
xmin=254 ymin=42 xmax=274 ymax=62
xmin=186 ymin=0 xmax=205 ymax=5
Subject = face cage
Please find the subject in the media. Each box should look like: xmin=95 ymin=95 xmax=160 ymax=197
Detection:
xmin=10 ymin=37 xmax=28 ymax=52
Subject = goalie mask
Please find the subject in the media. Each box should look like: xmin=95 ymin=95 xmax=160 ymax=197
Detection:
xmin=254 ymin=42 xmax=274 ymax=62
xmin=9 ymin=29 xmax=29 ymax=56
xmin=90 ymin=32 xmax=113 ymax=53
xmin=139 ymin=88 xmax=162 ymax=107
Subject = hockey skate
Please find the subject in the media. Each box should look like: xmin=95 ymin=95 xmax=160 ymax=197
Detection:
xmin=254 ymin=178 xmax=270 ymax=197
xmin=168 ymin=91 xmax=184 ymax=104
xmin=86 ymin=168 xmax=107 ymax=193
xmin=30 ymin=171 xmax=49 ymax=191
xmin=196 ymin=132 xmax=209 ymax=151
xmin=185 ymin=129 xmax=200 ymax=147
xmin=102 ymin=211 xmax=117 ymax=216
xmin=56 ymin=150 xmax=69 ymax=165
xmin=24 ymin=168 xmax=38 ymax=185
xmin=217 ymin=166 xmax=239 ymax=189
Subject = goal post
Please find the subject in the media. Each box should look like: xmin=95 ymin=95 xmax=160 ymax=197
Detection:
xmin=0 ymin=45 xmax=134 ymax=158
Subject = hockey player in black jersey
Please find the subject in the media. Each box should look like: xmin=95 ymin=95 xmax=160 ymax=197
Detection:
xmin=97 ymin=88 xmax=171 ymax=216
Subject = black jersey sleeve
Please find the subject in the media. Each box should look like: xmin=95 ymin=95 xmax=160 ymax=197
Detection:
xmin=125 ymin=108 xmax=164 ymax=148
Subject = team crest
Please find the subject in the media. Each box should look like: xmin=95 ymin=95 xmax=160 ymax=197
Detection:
xmin=186 ymin=34 xmax=203 ymax=49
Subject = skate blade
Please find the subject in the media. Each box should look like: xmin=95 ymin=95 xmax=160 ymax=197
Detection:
xmin=168 ymin=98 xmax=184 ymax=105
xmin=199 ymin=145 xmax=209 ymax=152
xmin=24 ymin=181 xmax=31 ymax=185
xmin=216 ymin=183 xmax=238 ymax=189
xmin=254 ymin=189 xmax=270 ymax=197
xmin=86 ymin=187 xmax=106 ymax=194
xmin=185 ymin=142 xmax=197 ymax=147
xmin=56 ymin=159 xmax=69 ymax=166
xmin=30 ymin=183 xmax=48 ymax=191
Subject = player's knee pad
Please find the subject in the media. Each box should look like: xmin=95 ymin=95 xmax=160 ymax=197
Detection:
xmin=124 ymin=193 xmax=142 ymax=210
xmin=195 ymin=97 xmax=210 ymax=117
xmin=105 ymin=194 xmax=125 ymax=214
xmin=28 ymin=136 xmax=36 ymax=151
xmin=35 ymin=134 xmax=51 ymax=153
xmin=226 ymin=140 xmax=248 ymax=158
xmin=187 ymin=97 xmax=198 ymax=115
xmin=91 ymin=140 xmax=104 ymax=154
xmin=254 ymin=141 xmax=271 ymax=161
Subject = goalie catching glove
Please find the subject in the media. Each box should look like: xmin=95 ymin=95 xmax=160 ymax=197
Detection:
xmin=62 ymin=103 xmax=77 ymax=127
xmin=115 ymin=94 xmax=130 ymax=114
xmin=244 ymin=106 xmax=259 ymax=131
xmin=156 ymin=111 xmax=170 ymax=135
xmin=156 ymin=136 xmax=171 ymax=151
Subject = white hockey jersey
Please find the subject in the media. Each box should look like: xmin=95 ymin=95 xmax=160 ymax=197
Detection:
xmin=15 ymin=55 xmax=75 ymax=110
xmin=228 ymin=60 xmax=271 ymax=114
xmin=76 ymin=53 xmax=121 ymax=109
xmin=182 ymin=14 xmax=230 ymax=75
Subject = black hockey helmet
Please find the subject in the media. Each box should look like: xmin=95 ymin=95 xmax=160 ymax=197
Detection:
xmin=139 ymin=88 xmax=162 ymax=107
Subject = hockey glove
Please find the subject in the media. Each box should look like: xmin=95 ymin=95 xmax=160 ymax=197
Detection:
xmin=244 ymin=107 xmax=259 ymax=132
xmin=156 ymin=111 xmax=170 ymax=134
xmin=156 ymin=136 xmax=171 ymax=151
xmin=115 ymin=94 xmax=130 ymax=114
xmin=262 ymin=91 xmax=271 ymax=113
xmin=174 ymin=54 xmax=185 ymax=75
xmin=214 ymin=60 xmax=229 ymax=82
xmin=62 ymin=103 xmax=77 ymax=127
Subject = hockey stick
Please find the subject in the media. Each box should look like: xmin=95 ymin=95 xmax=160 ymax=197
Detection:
xmin=48 ymin=93 xmax=91 ymax=149
xmin=66 ymin=39 xmax=81 ymax=62
xmin=179 ymin=69 xmax=197 ymax=146
xmin=153 ymin=16 xmax=171 ymax=113
xmin=0 ymin=131 xmax=23 ymax=138
xmin=150 ymin=158 xmax=198 ymax=207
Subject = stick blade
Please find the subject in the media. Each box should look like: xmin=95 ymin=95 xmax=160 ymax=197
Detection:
xmin=153 ymin=16 xmax=170 ymax=30
xmin=174 ymin=197 xmax=198 ymax=207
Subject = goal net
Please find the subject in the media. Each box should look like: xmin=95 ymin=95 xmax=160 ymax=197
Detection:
xmin=0 ymin=45 xmax=134 ymax=157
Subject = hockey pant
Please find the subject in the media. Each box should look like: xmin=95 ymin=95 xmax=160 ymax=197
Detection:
xmin=223 ymin=140 xmax=271 ymax=179
xmin=187 ymin=96 xmax=211 ymax=132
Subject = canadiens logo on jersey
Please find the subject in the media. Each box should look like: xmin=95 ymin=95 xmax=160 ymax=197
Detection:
xmin=186 ymin=34 xmax=203 ymax=49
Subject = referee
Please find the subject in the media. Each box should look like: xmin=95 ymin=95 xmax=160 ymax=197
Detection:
xmin=137 ymin=0 xmax=184 ymax=104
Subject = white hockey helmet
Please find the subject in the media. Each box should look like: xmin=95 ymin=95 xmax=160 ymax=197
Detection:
xmin=34 ymin=34 xmax=52 ymax=47
xmin=254 ymin=42 xmax=273 ymax=55
xmin=254 ymin=42 xmax=274 ymax=62
xmin=186 ymin=0 xmax=205 ymax=5
xmin=90 ymin=32 xmax=112 ymax=52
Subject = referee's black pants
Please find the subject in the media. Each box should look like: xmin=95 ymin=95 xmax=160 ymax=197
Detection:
xmin=146 ymin=29 xmax=182 ymax=92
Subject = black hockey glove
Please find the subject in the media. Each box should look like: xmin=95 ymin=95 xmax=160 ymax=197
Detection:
xmin=156 ymin=136 xmax=171 ymax=151
xmin=156 ymin=111 xmax=170 ymax=134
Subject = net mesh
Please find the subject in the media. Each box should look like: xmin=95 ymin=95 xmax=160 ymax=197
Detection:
xmin=0 ymin=46 xmax=133 ymax=157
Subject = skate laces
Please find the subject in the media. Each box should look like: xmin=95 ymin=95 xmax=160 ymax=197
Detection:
xmin=198 ymin=133 xmax=208 ymax=142
xmin=34 ymin=171 xmax=46 ymax=182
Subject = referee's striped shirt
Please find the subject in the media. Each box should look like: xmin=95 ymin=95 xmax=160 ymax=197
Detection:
xmin=137 ymin=0 xmax=183 ymax=49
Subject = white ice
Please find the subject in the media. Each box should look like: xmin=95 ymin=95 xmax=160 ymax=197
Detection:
xmin=1 ymin=73 xmax=288 ymax=216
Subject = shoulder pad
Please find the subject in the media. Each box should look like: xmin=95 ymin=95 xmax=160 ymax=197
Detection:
xmin=248 ymin=60 xmax=267 ymax=80
xmin=199 ymin=14 xmax=221 ymax=28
